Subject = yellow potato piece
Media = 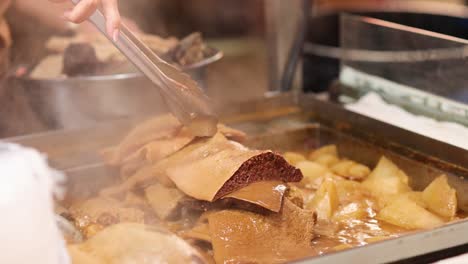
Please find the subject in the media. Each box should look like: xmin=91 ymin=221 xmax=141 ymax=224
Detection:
xmin=334 ymin=180 xmax=367 ymax=204
xmin=377 ymin=196 xmax=444 ymax=230
xmin=283 ymin=152 xmax=307 ymax=166
xmin=422 ymin=175 xmax=457 ymax=219
xmin=378 ymin=191 xmax=426 ymax=209
xmin=314 ymin=154 xmax=340 ymax=168
xmin=349 ymin=163 xmax=372 ymax=179
xmin=309 ymin=145 xmax=338 ymax=161
xmin=362 ymin=157 xmax=411 ymax=200
xmin=331 ymin=160 xmax=371 ymax=180
xmin=306 ymin=179 xmax=339 ymax=221
xmin=296 ymin=161 xmax=329 ymax=188
xmin=333 ymin=202 xmax=369 ymax=222
xmin=331 ymin=160 xmax=354 ymax=175
xmin=401 ymin=192 xmax=426 ymax=208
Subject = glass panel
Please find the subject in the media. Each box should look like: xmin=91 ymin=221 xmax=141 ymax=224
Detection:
xmin=338 ymin=13 xmax=468 ymax=126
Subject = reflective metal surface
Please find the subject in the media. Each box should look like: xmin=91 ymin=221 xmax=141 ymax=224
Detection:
xmin=14 ymin=47 xmax=222 ymax=130
xmin=5 ymin=93 xmax=468 ymax=263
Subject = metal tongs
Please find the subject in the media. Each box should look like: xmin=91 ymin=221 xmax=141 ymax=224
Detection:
xmin=71 ymin=0 xmax=218 ymax=137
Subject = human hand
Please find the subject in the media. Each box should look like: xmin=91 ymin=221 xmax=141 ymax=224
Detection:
xmin=49 ymin=0 xmax=121 ymax=41
xmin=77 ymin=17 xmax=142 ymax=39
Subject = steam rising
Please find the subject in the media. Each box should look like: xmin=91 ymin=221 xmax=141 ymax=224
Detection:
xmin=1 ymin=2 xmax=268 ymax=138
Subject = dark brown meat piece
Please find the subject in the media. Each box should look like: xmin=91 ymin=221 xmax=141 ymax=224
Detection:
xmin=213 ymin=152 xmax=301 ymax=200
xmin=208 ymin=199 xmax=317 ymax=263
xmin=63 ymin=43 xmax=101 ymax=76
xmin=223 ymin=181 xmax=287 ymax=212
xmin=166 ymin=133 xmax=302 ymax=201
xmin=166 ymin=32 xmax=207 ymax=66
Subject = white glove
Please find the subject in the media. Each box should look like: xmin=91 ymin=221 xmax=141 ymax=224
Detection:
xmin=0 ymin=143 xmax=70 ymax=264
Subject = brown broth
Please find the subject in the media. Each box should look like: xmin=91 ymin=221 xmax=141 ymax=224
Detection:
xmin=63 ymin=148 xmax=465 ymax=263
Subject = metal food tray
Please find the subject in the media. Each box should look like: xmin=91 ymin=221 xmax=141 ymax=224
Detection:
xmin=6 ymin=93 xmax=468 ymax=263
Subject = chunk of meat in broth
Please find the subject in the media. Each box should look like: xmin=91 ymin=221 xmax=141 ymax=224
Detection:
xmin=223 ymin=181 xmax=287 ymax=213
xmin=208 ymin=199 xmax=317 ymax=264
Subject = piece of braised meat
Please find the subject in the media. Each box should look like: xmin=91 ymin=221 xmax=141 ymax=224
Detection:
xmin=62 ymin=43 xmax=100 ymax=76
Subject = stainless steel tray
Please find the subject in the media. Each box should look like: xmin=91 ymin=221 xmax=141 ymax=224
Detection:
xmin=249 ymin=126 xmax=468 ymax=264
xmin=55 ymin=123 xmax=468 ymax=264
xmin=6 ymin=93 xmax=468 ymax=263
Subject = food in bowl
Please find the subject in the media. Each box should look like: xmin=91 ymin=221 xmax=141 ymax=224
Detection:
xmin=30 ymin=32 xmax=211 ymax=79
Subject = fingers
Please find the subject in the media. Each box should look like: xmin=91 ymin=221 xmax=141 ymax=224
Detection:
xmin=101 ymin=0 xmax=121 ymax=41
xmin=57 ymin=0 xmax=121 ymax=41
xmin=63 ymin=0 xmax=99 ymax=24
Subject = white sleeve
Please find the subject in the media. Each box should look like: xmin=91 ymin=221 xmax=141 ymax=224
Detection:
xmin=0 ymin=143 xmax=70 ymax=264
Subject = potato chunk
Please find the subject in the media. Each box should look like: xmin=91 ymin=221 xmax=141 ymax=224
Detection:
xmin=333 ymin=202 xmax=369 ymax=222
xmin=306 ymin=179 xmax=339 ymax=221
xmin=377 ymin=191 xmax=426 ymax=209
xmin=334 ymin=180 xmax=367 ymax=204
xmin=331 ymin=160 xmax=371 ymax=180
xmin=296 ymin=161 xmax=329 ymax=188
xmin=400 ymin=191 xmax=426 ymax=208
xmin=283 ymin=152 xmax=307 ymax=166
xmin=362 ymin=157 xmax=411 ymax=202
xmin=314 ymin=154 xmax=340 ymax=168
xmin=377 ymin=196 xmax=443 ymax=230
xmin=309 ymin=145 xmax=338 ymax=161
xmin=422 ymin=175 xmax=457 ymax=219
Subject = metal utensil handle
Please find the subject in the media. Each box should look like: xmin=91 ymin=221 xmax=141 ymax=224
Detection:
xmin=69 ymin=1 xmax=167 ymax=88
xmin=69 ymin=0 xmax=218 ymax=134
xmin=69 ymin=0 xmax=217 ymax=127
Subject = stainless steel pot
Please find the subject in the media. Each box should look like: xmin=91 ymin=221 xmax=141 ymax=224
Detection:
xmin=14 ymin=47 xmax=222 ymax=130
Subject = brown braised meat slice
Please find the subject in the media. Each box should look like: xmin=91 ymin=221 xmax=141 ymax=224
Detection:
xmin=165 ymin=32 xmax=207 ymax=66
xmin=178 ymin=180 xmax=289 ymax=244
xmin=223 ymin=181 xmax=287 ymax=213
xmin=63 ymin=43 xmax=100 ymax=76
xmin=208 ymin=199 xmax=317 ymax=264
xmin=180 ymin=222 xmax=212 ymax=243
xmin=68 ymin=223 xmax=208 ymax=264
xmin=179 ymin=180 xmax=289 ymax=244
xmin=121 ymin=127 xmax=195 ymax=167
xmin=163 ymin=133 xmax=302 ymax=202
xmin=166 ymin=133 xmax=302 ymax=201
xmin=101 ymin=114 xmax=246 ymax=166
xmin=144 ymin=182 xmax=216 ymax=226
xmin=101 ymin=114 xmax=185 ymax=166
xmin=100 ymin=132 xmax=297 ymax=200
xmin=144 ymin=182 xmax=187 ymax=220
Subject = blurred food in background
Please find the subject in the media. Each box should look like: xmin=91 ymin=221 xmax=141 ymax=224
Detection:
xmin=30 ymin=32 xmax=212 ymax=79
xmin=2 ymin=0 xmax=467 ymax=138
xmin=0 ymin=0 xmax=266 ymax=138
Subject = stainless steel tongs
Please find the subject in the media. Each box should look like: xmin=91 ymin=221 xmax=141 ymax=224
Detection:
xmin=70 ymin=0 xmax=218 ymax=137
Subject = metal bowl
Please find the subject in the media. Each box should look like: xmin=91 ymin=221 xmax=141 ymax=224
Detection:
xmin=15 ymin=47 xmax=223 ymax=130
